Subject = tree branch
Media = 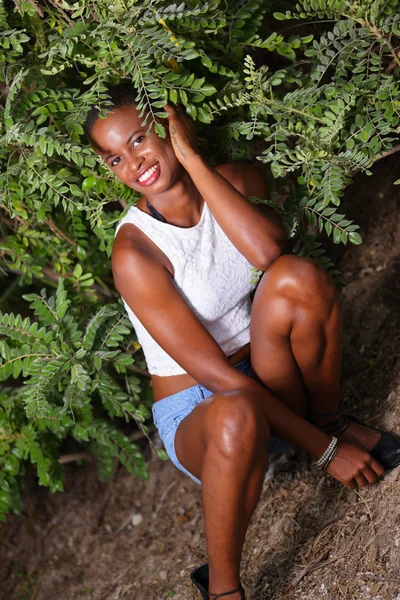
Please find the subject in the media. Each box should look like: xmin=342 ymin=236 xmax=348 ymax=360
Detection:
xmin=350 ymin=144 xmax=400 ymax=179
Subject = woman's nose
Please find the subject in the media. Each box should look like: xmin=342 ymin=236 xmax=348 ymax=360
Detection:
xmin=127 ymin=155 xmax=145 ymax=178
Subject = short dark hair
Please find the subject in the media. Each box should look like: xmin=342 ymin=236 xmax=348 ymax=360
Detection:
xmin=84 ymin=82 xmax=139 ymax=142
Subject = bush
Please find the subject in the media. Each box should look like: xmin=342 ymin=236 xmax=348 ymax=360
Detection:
xmin=1 ymin=0 xmax=399 ymax=519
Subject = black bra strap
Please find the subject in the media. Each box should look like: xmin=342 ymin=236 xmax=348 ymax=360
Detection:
xmin=146 ymin=200 xmax=168 ymax=224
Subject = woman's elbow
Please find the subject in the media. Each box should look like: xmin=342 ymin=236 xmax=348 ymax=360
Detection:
xmin=256 ymin=239 xmax=286 ymax=272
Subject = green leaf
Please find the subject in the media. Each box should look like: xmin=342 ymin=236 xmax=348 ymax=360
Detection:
xmin=73 ymin=263 xmax=83 ymax=279
xmin=333 ymin=228 xmax=342 ymax=244
xmin=197 ymin=107 xmax=212 ymax=123
xmin=169 ymin=88 xmax=178 ymax=104
xmin=82 ymin=176 xmax=96 ymax=191
xmin=12 ymin=358 xmax=23 ymax=378
xmin=349 ymin=231 xmax=362 ymax=245
xmin=157 ymin=449 xmax=169 ymax=461
xmin=201 ymin=55 xmax=212 ymax=68
xmin=155 ymin=123 xmax=166 ymax=138
xmin=325 ymin=221 xmax=332 ymax=236
xmin=201 ymin=84 xmax=217 ymax=96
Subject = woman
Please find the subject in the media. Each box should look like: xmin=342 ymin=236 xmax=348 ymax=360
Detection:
xmin=85 ymin=83 xmax=400 ymax=600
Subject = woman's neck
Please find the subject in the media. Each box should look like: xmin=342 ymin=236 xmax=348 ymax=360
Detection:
xmin=141 ymin=169 xmax=203 ymax=228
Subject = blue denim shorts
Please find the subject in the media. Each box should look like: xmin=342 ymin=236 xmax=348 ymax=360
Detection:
xmin=152 ymin=356 xmax=292 ymax=485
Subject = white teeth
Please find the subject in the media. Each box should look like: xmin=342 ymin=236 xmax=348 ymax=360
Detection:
xmin=138 ymin=163 xmax=158 ymax=182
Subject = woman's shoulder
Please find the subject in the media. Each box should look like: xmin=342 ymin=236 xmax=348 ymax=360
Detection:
xmin=214 ymin=160 xmax=248 ymax=179
xmin=214 ymin=161 xmax=268 ymax=199
xmin=112 ymin=210 xmax=174 ymax=276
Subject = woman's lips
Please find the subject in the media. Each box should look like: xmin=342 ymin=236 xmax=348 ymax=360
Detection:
xmin=136 ymin=162 xmax=161 ymax=187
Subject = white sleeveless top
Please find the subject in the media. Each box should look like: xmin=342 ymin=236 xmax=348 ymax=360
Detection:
xmin=114 ymin=202 xmax=257 ymax=376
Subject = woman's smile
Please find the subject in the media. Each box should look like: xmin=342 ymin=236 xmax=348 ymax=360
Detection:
xmin=89 ymin=105 xmax=179 ymax=197
xmin=135 ymin=161 xmax=161 ymax=186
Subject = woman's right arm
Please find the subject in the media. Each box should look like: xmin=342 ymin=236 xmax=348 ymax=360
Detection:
xmin=112 ymin=230 xmax=383 ymax=488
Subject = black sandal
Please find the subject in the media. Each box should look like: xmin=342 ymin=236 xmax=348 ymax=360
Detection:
xmin=191 ymin=563 xmax=246 ymax=599
xmin=312 ymin=411 xmax=400 ymax=471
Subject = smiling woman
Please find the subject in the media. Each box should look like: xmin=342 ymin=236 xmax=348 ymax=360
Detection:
xmin=84 ymin=83 xmax=400 ymax=600
xmin=86 ymin=90 xmax=177 ymax=191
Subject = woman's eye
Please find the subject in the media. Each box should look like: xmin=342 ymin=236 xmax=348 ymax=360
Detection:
xmin=109 ymin=136 xmax=144 ymax=167
xmin=132 ymin=135 xmax=144 ymax=147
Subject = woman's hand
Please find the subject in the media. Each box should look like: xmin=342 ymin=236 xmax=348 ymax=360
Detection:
xmin=163 ymin=104 xmax=199 ymax=164
xmin=327 ymin=442 xmax=384 ymax=488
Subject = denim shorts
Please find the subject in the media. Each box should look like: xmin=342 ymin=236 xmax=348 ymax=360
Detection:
xmin=152 ymin=356 xmax=292 ymax=485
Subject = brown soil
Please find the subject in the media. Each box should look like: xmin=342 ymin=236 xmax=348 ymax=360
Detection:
xmin=1 ymin=155 xmax=399 ymax=600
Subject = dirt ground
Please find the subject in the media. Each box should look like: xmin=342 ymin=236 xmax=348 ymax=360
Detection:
xmin=1 ymin=154 xmax=399 ymax=600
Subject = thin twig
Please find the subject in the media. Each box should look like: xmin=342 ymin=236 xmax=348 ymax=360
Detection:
xmin=153 ymin=480 xmax=177 ymax=518
xmin=354 ymin=490 xmax=377 ymax=570
xmin=131 ymin=365 xmax=151 ymax=378
xmin=130 ymin=424 xmax=156 ymax=442
xmin=29 ymin=568 xmax=46 ymax=600
xmin=58 ymin=452 xmax=93 ymax=464
xmin=371 ymin=144 xmax=400 ymax=165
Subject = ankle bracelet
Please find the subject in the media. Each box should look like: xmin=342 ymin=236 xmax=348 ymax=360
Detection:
xmin=312 ymin=413 xmax=350 ymax=438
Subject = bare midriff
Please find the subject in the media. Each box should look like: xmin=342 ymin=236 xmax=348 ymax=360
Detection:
xmin=151 ymin=342 xmax=251 ymax=402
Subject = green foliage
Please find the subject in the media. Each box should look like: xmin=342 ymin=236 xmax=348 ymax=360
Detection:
xmin=0 ymin=278 xmax=153 ymax=520
xmin=1 ymin=0 xmax=399 ymax=517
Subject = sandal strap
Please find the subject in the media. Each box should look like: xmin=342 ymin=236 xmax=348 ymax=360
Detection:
xmin=208 ymin=583 xmax=245 ymax=598
xmin=190 ymin=563 xmax=245 ymax=599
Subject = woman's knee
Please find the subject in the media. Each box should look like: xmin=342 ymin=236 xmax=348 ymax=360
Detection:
xmin=203 ymin=391 xmax=269 ymax=459
xmin=264 ymin=254 xmax=337 ymax=308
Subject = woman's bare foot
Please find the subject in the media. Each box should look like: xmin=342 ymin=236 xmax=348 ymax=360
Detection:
xmin=339 ymin=418 xmax=381 ymax=451
xmin=312 ymin=413 xmax=381 ymax=451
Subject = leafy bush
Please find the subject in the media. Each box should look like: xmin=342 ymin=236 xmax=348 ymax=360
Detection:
xmin=1 ymin=0 xmax=399 ymax=519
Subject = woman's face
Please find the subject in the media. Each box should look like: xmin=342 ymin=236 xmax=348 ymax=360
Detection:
xmin=90 ymin=104 xmax=180 ymax=195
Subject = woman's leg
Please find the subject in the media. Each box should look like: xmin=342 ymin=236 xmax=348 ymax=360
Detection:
xmin=174 ymin=391 xmax=269 ymax=598
xmin=250 ymin=254 xmax=380 ymax=450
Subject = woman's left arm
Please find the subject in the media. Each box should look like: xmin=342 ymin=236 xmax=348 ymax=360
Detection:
xmin=165 ymin=105 xmax=287 ymax=271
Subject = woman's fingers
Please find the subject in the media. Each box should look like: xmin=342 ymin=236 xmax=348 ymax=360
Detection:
xmin=362 ymin=464 xmax=381 ymax=485
xmin=370 ymin=456 xmax=385 ymax=478
xmin=164 ymin=103 xmax=182 ymax=120
xmin=346 ymin=479 xmax=357 ymax=490
xmin=354 ymin=472 xmax=369 ymax=488
xmin=328 ymin=443 xmax=384 ymax=489
xmin=162 ymin=104 xmax=198 ymax=163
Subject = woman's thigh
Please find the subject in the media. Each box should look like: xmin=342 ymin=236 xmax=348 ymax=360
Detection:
xmin=153 ymin=358 xmax=293 ymax=485
xmin=174 ymin=387 xmax=272 ymax=485
xmin=174 ymin=394 xmax=217 ymax=483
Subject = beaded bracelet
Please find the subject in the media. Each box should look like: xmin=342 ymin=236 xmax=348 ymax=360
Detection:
xmin=318 ymin=439 xmax=341 ymax=471
xmin=315 ymin=436 xmax=340 ymax=470
xmin=322 ymin=439 xmax=341 ymax=471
